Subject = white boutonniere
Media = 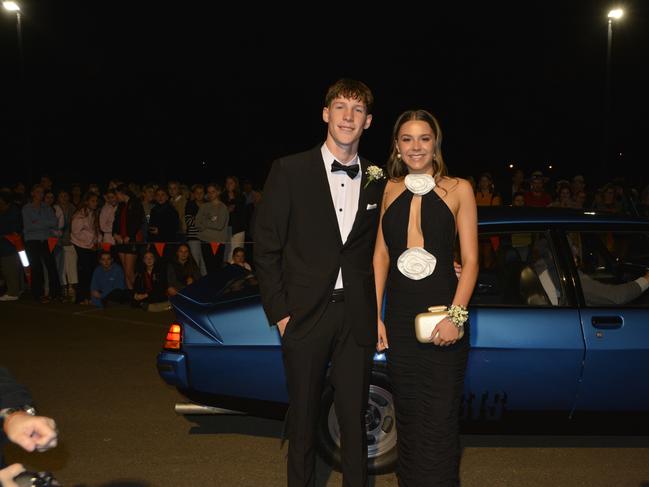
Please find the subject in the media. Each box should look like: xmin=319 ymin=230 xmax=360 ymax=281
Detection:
xmin=364 ymin=165 xmax=386 ymax=189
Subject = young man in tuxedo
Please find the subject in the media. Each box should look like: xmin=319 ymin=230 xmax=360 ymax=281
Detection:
xmin=254 ymin=78 xmax=384 ymax=487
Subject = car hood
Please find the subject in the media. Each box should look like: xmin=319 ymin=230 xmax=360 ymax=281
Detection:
xmin=174 ymin=265 xmax=260 ymax=307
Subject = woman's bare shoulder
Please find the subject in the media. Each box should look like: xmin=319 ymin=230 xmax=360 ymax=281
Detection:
xmin=382 ymin=178 xmax=405 ymax=209
xmin=438 ymin=176 xmax=472 ymax=194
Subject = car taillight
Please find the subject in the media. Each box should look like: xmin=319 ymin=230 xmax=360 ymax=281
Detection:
xmin=164 ymin=322 xmax=182 ymax=350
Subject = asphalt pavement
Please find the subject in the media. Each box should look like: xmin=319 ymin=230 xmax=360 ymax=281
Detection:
xmin=1 ymin=299 xmax=648 ymax=486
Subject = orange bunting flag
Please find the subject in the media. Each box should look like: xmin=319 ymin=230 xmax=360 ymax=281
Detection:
xmin=154 ymin=242 xmax=166 ymax=257
xmin=4 ymin=232 xmax=24 ymax=251
xmin=101 ymin=242 xmax=112 ymax=252
xmin=47 ymin=237 xmax=59 ymax=253
xmin=210 ymin=242 xmax=221 ymax=255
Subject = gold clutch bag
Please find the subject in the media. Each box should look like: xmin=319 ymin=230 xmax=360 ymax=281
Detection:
xmin=414 ymin=306 xmax=464 ymax=343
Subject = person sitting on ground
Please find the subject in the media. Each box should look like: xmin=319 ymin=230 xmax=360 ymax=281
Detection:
xmin=132 ymin=251 xmax=169 ymax=311
xmin=230 ymin=247 xmax=252 ymax=271
xmin=1 ymin=367 xmax=58 ymax=481
xmin=90 ymin=251 xmax=130 ymax=307
xmin=166 ymin=244 xmax=201 ymax=297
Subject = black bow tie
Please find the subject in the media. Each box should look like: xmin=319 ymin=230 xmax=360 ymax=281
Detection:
xmin=331 ymin=160 xmax=360 ymax=179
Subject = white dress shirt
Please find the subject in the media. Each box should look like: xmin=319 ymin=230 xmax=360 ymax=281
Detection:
xmin=321 ymin=143 xmax=361 ymax=290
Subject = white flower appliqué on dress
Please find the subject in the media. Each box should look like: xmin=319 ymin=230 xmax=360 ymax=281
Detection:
xmin=397 ymin=173 xmax=438 ymax=280
xmin=404 ymin=173 xmax=436 ymax=195
xmin=397 ymin=247 xmax=437 ymax=280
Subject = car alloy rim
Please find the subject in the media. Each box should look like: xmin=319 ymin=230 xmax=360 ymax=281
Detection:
xmin=327 ymin=384 xmax=397 ymax=459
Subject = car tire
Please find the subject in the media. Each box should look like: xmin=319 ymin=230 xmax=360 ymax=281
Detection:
xmin=316 ymin=369 xmax=398 ymax=475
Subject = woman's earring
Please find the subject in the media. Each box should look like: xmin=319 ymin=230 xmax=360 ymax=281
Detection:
xmin=397 ymin=152 xmax=401 ymax=159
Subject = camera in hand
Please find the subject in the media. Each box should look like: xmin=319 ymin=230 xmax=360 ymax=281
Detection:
xmin=13 ymin=470 xmax=61 ymax=487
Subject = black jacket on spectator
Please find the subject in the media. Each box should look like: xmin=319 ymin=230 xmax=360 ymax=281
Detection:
xmin=167 ymin=258 xmax=201 ymax=291
xmin=222 ymin=193 xmax=247 ymax=234
xmin=133 ymin=266 xmax=168 ymax=303
xmin=148 ymin=202 xmax=179 ymax=243
xmin=112 ymin=199 xmax=145 ymax=241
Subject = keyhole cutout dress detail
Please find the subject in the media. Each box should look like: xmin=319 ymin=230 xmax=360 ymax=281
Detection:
xmin=396 ymin=174 xmax=438 ymax=280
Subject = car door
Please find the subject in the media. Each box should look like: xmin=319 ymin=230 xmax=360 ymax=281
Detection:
xmin=465 ymin=227 xmax=584 ymax=419
xmin=178 ymin=273 xmax=289 ymax=405
xmin=565 ymin=226 xmax=649 ymax=411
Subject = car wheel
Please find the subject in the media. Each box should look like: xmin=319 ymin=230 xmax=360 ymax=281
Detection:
xmin=316 ymin=370 xmax=398 ymax=475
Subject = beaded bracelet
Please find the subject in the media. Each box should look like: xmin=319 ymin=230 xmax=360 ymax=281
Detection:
xmin=447 ymin=304 xmax=469 ymax=330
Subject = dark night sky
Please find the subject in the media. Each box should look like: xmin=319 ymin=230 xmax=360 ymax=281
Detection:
xmin=1 ymin=1 xmax=648 ymax=189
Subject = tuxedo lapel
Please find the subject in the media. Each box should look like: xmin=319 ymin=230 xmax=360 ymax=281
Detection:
xmin=308 ymin=148 xmax=343 ymax=246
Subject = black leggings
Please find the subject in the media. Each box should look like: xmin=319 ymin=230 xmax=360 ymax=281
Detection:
xmin=25 ymin=240 xmax=60 ymax=300
xmin=201 ymin=242 xmax=225 ymax=275
xmin=74 ymin=246 xmax=97 ymax=303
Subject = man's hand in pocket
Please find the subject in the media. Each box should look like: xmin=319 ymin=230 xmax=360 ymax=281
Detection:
xmin=277 ymin=316 xmax=291 ymax=337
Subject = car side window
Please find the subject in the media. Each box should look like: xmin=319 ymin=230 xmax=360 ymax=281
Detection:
xmin=567 ymin=231 xmax=649 ymax=308
xmin=471 ymin=231 xmax=564 ymax=307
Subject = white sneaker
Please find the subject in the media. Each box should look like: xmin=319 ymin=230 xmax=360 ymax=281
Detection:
xmin=0 ymin=294 xmax=18 ymax=301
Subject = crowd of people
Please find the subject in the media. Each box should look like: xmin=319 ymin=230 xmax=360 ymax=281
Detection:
xmin=0 ymin=166 xmax=647 ymax=310
xmin=0 ymin=176 xmax=257 ymax=309
xmin=471 ymin=169 xmax=649 ymax=215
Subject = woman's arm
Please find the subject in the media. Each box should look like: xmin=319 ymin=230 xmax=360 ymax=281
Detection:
xmin=452 ymin=179 xmax=479 ymax=306
xmin=373 ymin=183 xmax=392 ymax=351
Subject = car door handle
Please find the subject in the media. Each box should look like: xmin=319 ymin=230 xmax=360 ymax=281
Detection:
xmin=591 ymin=316 xmax=623 ymax=329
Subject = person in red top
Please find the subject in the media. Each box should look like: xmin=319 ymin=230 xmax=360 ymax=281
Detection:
xmin=132 ymin=251 xmax=168 ymax=310
xmin=524 ymin=172 xmax=552 ymax=207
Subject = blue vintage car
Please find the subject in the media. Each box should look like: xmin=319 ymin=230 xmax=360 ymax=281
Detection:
xmin=157 ymin=208 xmax=649 ymax=473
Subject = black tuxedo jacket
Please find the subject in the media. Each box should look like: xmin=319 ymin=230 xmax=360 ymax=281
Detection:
xmin=253 ymin=146 xmax=385 ymax=347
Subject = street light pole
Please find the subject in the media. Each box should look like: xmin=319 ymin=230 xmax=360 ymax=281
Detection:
xmin=606 ymin=17 xmax=612 ymax=116
xmin=603 ymin=8 xmax=623 ymax=176
xmin=3 ymin=1 xmax=32 ymax=182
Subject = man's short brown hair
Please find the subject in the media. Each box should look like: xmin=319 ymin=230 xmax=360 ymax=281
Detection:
xmin=324 ymin=78 xmax=374 ymax=114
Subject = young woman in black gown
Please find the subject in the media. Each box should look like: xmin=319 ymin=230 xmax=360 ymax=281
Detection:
xmin=373 ymin=109 xmax=478 ymax=486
